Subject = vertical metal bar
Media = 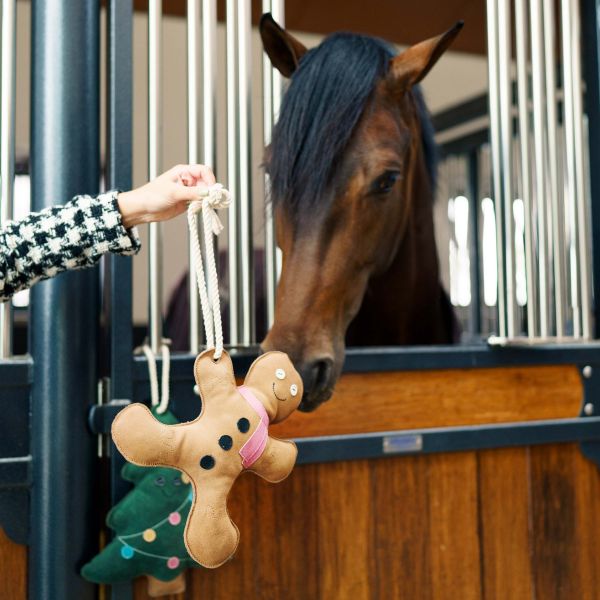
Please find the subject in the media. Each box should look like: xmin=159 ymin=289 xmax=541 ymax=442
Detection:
xmin=263 ymin=0 xmax=276 ymax=331
xmin=468 ymin=151 xmax=482 ymax=336
xmin=581 ymin=0 xmax=600 ymax=339
xmin=561 ymin=0 xmax=581 ymax=337
xmin=561 ymin=1 xmax=581 ymax=337
xmin=226 ymin=0 xmax=239 ymax=345
xmin=568 ymin=0 xmax=592 ymax=339
xmin=486 ymin=0 xmax=507 ymax=337
xmin=30 ymin=0 xmax=100 ymax=596
xmin=264 ymin=0 xmax=285 ymax=332
xmin=187 ymin=0 xmax=201 ymax=352
xmin=498 ymin=0 xmax=516 ymax=337
xmin=148 ymin=0 xmax=163 ymax=352
xmin=515 ymin=0 xmax=537 ymax=338
xmin=106 ymin=1 xmax=134 ymax=597
xmin=0 ymin=0 xmax=16 ymax=358
xmin=530 ymin=0 xmax=550 ymax=337
xmin=237 ymin=0 xmax=254 ymax=345
xmin=200 ymin=0 xmax=217 ymax=349
xmin=544 ymin=0 xmax=566 ymax=337
xmin=201 ymin=0 xmax=217 ymax=173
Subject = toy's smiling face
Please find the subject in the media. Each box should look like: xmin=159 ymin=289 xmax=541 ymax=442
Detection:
xmin=244 ymin=352 xmax=303 ymax=423
xmin=272 ymin=366 xmax=300 ymax=402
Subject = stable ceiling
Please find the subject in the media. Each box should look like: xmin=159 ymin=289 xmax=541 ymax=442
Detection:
xmin=133 ymin=0 xmax=487 ymax=55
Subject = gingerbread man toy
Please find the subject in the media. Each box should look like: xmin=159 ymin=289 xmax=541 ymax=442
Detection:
xmin=112 ymin=349 xmax=303 ymax=568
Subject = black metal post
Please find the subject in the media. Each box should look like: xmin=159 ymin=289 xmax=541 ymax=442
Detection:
xmin=468 ymin=150 xmax=482 ymax=338
xmin=105 ymin=1 xmax=134 ymax=598
xmin=582 ymin=0 xmax=600 ymax=339
xmin=29 ymin=0 xmax=100 ymax=598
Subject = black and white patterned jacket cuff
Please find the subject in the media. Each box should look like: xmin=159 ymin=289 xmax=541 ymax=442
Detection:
xmin=0 ymin=190 xmax=141 ymax=302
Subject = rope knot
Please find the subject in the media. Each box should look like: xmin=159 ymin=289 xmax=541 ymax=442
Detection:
xmin=189 ymin=183 xmax=231 ymax=235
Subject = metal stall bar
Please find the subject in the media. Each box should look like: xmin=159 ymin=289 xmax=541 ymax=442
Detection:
xmin=148 ymin=0 xmax=163 ymax=352
xmin=0 ymin=0 xmax=16 ymax=358
xmin=105 ymin=1 xmax=134 ymax=598
xmin=263 ymin=0 xmax=285 ymax=331
xmin=263 ymin=0 xmax=276 ymax=330
xmin=515 ymin=0 xmax=537 ymax=338
xmin=187 ymin=0 xmax=201 ymax=352
xmin=568 ymin=0 xmax=593 ymax=339
xmin=237 ymin=0 xmax=254 ymax=345
xmin=544 ymin=0 xmax=566 ymax=337
xmin=30 ymin=0 xmax=100 ymax=596
xmin=486 ymin=0 xmax=507 ymax=337
xmin=226 ymin=0 xmax=240 ymax=345
xmin=530 ymin=0 xmax=551 ymax=337
xmin=188 ymin=0 xmax=217 ymax=353
xmin=582 ymin=0 xmax=600 ymax=339
xmin=498 ymin=0 xmax=516 ymax=337
xmin=561 ymin=0 xmax=582 ymax=338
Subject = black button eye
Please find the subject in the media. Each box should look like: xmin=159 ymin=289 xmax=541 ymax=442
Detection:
xmin=154 ymin=476 xmax=165 ymax=487
xmin=371 ymin=171 xmax=401 ymax=195
xmin=173 ymin=476 xmax=182 ymax=486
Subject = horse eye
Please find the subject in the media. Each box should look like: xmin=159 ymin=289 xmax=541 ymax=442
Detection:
xmin=371 ymin=171 xmax=401 ymax=195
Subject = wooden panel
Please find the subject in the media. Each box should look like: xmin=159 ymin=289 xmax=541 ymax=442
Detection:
xmin=529 ymin=444 xmax=600 ymax=600
xmin=0 ymin=526 xmax=27 ymax=600
xmin=129 ymin=444 xmax=600 ymax=600
xmin=427 ymin=452 xmax=481 ymax=600
xmin=370 ymin=455 xmax=433 ymax=600
xmin=478 ymin=448 xmax=533 ymax=600
xmin=317 ymin=461 xmax=372 ymax=600
xmin=131 ymin=0 xmax=487 ymax=55
xmin=272 ymin=365 xmax=582 ymax=438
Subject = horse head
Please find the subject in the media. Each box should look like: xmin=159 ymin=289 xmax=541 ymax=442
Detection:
xmin=260 ymin=15 xmax=462 ymax=411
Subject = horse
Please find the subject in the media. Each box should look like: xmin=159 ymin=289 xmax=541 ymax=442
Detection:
xmin=259 ymin=14 xmax=462 ymax=412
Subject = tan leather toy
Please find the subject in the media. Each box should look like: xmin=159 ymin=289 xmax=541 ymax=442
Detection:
xmin=112 ymin=348 xmax=303 ymax=568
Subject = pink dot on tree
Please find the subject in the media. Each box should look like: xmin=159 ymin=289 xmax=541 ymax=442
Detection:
xmin=167 ymin=556 xmax=180 ymax=569
xmin=168 ymin=511 xmax=181 ymax=526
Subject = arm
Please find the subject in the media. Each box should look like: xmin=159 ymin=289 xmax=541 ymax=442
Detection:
xmin=0 ymin=163 xmax=216 ymax=303
xmin=0 ymin=190 xmax=139 ymax=302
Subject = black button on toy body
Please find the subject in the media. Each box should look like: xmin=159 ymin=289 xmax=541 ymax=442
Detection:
xmin=219 ymin=435 xmax=233 ymax=450
xmin=200 ymin=455 xmax=215 ymax=470
xmin=237 ymin=417 xmax=250 ymax=433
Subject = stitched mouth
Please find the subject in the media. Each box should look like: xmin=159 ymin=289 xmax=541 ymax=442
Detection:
xmin=272 ymin=381 xmax=287 ymax=402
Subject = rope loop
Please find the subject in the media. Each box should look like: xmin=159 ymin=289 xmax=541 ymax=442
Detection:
xmin=134 ymin=338 xmax=171 ymax=414
xmin=187 ymin=183 xmax=231 ymax=359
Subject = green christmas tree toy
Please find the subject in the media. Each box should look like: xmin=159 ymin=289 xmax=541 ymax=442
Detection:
xmin=82 ymin=409 xmax=199 ymax=596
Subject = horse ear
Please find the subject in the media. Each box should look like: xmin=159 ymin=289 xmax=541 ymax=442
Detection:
xmin=388 ymin=21 xmax=464 ymax=92
xmin=260 ymin=12 xmax=307 ymax=78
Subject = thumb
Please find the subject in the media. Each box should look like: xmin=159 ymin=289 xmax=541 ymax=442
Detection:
xmin=172 ymin=183 xmax=208 ymax=203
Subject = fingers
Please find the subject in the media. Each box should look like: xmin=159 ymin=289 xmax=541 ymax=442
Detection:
xmin=167 ymin=164 xmax=216 ymax=187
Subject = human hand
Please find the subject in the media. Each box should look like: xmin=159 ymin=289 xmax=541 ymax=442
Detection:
xmin=117 ymin=164 xmax=216 ymax=228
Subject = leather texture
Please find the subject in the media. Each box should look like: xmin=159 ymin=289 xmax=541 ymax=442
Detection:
xmin=112 ymin=349 xmax=303 ymax=568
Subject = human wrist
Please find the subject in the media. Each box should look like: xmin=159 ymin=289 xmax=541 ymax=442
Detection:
xmin=117 ymin=189 xmax=146 ymax=228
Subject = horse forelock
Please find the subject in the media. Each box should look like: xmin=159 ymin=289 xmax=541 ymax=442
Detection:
xmin=266 ymin=31 xmax=437 ymax=222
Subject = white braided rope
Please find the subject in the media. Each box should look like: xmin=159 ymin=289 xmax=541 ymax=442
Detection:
xmin=135 ymin=339 xmax=171 ymax=414
xmin=187 ymin=183 xmax=231 ymax=359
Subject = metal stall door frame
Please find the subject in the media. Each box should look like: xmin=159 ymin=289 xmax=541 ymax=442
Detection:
xmin=98 ymin=1 xmax=600 ymax=599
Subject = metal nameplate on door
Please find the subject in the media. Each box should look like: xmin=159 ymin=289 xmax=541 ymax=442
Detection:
xmin=382 ymin=434 xmax=423 ymax=454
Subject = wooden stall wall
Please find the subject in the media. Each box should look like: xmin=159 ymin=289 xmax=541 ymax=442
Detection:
xmin=130 ymin=443 xmax=600 ymax=600
xmin=1 ymin=365 xmax=598 ymax=599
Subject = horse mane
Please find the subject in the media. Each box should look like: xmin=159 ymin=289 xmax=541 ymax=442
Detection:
xmin=266 ymin=31 xmax=437 ymax=220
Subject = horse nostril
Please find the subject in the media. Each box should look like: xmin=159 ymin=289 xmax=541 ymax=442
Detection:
xmin=302 ymin=357 xmax=334 ymax=396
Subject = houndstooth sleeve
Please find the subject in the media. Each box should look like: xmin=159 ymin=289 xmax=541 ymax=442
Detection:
xmin=0 ymin=190 xmax=141 ymax=302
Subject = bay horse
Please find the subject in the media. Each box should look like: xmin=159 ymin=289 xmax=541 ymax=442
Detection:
xmin=259 ymin=15 xmax=462 ymax=412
